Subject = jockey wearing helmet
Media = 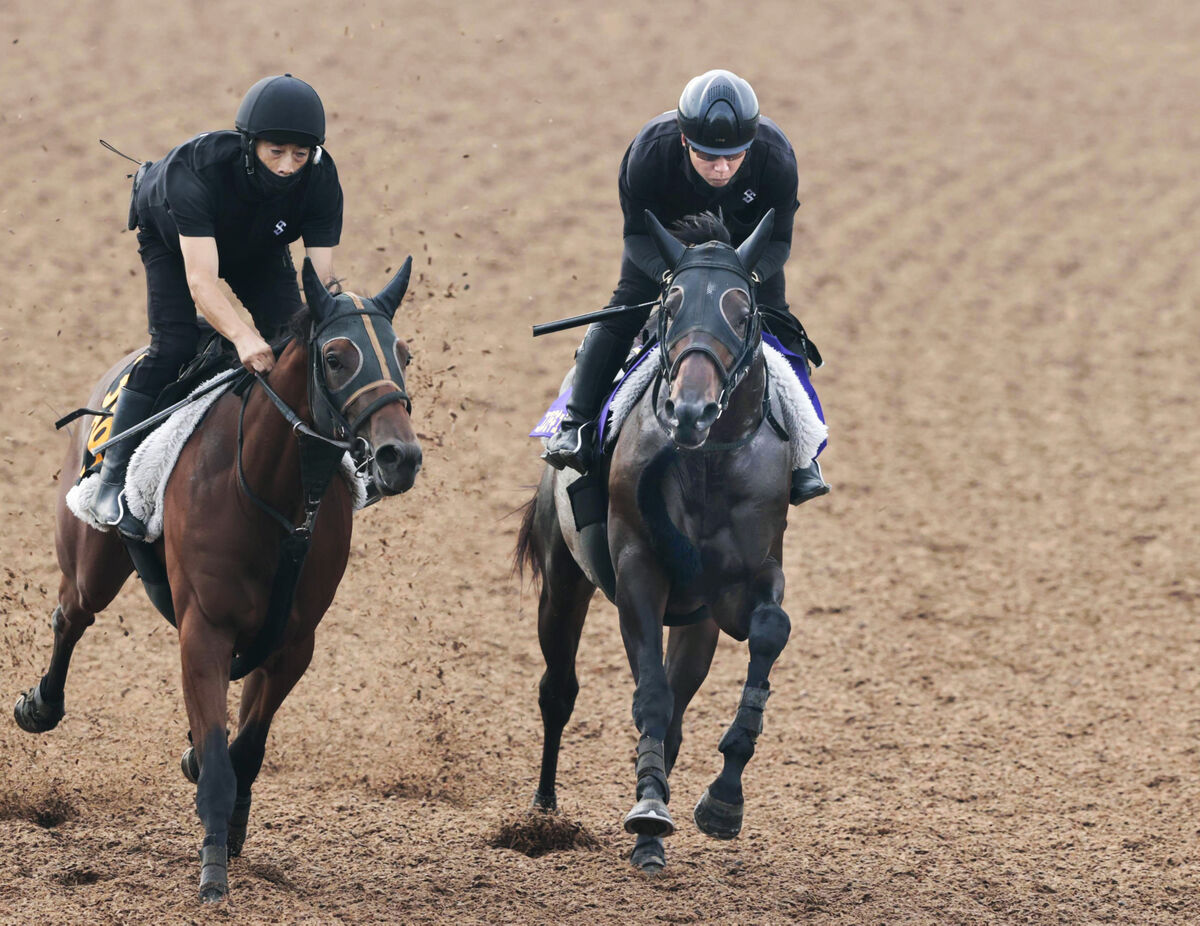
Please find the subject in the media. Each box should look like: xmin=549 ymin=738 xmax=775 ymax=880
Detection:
xmin=542 ymin=69 xmax=829 ymax=504
xmin=86 ymin=74 xmax=344 ymax=539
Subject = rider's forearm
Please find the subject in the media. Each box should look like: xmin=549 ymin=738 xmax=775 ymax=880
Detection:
xmin=752 ymin=241 xmax=790 ymax=285
xmin=186 ymin=275 xmax=258 ymax=344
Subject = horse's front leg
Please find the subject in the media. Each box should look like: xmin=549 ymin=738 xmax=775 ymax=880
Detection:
xmin=694 ymin=558 xmax=790 ymax=840
xmin=614 ymin=549 xmax=675 ymax=843
xmin=178 ymin=609 xmax=237 ymax=903
xmin=222 ymin=629 xmax=315 ymax=857
xmin=628 ymin=619 xmax=720 ymax=873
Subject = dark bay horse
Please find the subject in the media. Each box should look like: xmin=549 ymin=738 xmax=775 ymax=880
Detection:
xmin=14 ymin=257 xmax=422 ymax=901
xmin=517 ymin=210 xmax=795 ymax=872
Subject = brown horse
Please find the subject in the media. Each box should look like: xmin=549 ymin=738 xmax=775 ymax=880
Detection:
xmin=517 ymin=210 xmax=797 ymax=873
xmin=14 ymin=257 xmax=422 ymax=902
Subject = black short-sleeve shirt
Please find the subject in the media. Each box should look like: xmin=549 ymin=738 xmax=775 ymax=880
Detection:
xmin=136 ymin=131 xmax=343 ymax=269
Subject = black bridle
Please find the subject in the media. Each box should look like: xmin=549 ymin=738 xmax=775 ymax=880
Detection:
xmin=305 ymin=293 xmax=412 ymax=475
xmin=656 ymin=244 xmax=764 ymax=419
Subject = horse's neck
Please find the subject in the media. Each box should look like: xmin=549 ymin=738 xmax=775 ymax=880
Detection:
xmin=258 ymin=344 xmax=312 ymax=424
xmin=239 ymin=344 xmax=310 ymax=491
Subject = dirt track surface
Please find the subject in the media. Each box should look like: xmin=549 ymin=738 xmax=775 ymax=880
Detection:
xmin=2 ymin=2 xmax=1199 ymax=923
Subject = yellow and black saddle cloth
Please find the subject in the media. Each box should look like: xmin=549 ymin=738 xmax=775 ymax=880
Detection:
xmin=77 ymin=354 xmax=145 ymax=481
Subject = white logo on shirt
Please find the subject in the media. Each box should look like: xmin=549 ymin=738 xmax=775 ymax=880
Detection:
xmin=273 ymin=220 xmax=287 ymax=236
xmin=742 ymin=189 xmax=757 ymax=204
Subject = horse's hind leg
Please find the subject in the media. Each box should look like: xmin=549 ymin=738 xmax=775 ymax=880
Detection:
xmin=222 ymin=632 xmax=316 ymax=857
xmin=533 ymin=522 xmax=595 ymax=812
xmin=15 ymin=534 xmax=132 ymax=733
xmin=694 ymin=564 xmax=790 ymax=840
xmin=178 ymin=610 xmax=237 ymax=903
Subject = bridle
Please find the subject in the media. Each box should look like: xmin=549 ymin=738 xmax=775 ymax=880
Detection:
xmin=656 ymin=244 xmax=763 ymax=420
xmin=305 ymin=292 xmax=412 ymax=474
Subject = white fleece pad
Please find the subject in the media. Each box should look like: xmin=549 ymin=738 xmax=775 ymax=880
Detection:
xmin=67 ymin=374 xmax=367 ymax=540
xmin=603 ymin=344 xmax=827 ymax=469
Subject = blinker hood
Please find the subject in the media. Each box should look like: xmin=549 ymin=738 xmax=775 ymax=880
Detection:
xmin=301 ymin=257 xmax=414 ymax=440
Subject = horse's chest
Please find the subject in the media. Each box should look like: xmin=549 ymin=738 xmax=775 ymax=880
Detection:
xmin=672 ymin=464 xmax=769 ymax=575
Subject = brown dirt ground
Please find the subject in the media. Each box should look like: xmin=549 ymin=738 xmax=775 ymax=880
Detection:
xmin=2 ymin=1 xmax=1199 ymax=923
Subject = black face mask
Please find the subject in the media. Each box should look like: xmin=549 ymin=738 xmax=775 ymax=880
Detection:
xmin=250 ymin=156 xmax=306 ymax=198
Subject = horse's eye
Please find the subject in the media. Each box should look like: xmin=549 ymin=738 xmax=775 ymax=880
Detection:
xmin=325 ymin=353 xmax=342 ymax=371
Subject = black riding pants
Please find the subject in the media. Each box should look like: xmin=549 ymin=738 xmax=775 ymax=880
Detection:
xmin=125 ymin=227 xmax=302 ymax=396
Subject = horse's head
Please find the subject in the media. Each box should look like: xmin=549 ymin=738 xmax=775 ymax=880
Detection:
xmin=300 ymin=258 xmax=423 ymax=495
xmin=645 ymin=208 xmax=775 ymax=449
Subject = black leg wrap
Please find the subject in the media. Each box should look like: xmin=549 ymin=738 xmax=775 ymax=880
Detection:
xmin=635 ymin=735 xmax=670 ymax=803
xmin=198 ymin=843 xmax=229 ymax=902
xmin=718 ymin=685 xmax=771 ymax=752
xmin=623 ymin=736 xmax=676 ymax=837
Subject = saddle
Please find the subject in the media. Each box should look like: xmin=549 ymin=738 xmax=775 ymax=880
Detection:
xmin=68 ymin=323 xmax=245 ymax=482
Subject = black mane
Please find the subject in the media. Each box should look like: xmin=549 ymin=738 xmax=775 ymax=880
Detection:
xmin=669 ymin=211 xmax=731 ymax=246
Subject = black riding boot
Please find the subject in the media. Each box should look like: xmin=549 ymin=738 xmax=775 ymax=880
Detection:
xmin=86 ymin=386 xmax=157 ymax=539
xmin=790 ymin=458 xmax=831 ymax=505
xmin=542 ymin=326 xmax=631 ymax=474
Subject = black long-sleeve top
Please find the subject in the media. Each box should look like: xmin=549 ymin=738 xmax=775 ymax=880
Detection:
xmin=618 ymin=111 xmax=799 ymax=284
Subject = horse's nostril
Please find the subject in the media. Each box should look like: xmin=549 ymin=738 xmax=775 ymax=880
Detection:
xmin=664 ymin=399 xmax=676 ymax=419
xmin=375 ymin=442 xmax=421 ymax=472
xmin=375 ymin=445 xmax=400 ymax=468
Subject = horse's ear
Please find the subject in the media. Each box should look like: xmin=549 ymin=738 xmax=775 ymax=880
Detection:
xmin=302 ymin=257 xmax=337 ymax=322
xmin=735 ymin=208 xmax=776 ymax=274
xmin=373 ymin=256 xmax=412 ymax=321
xmin=644 ymin=210 xmax=686 ymax=272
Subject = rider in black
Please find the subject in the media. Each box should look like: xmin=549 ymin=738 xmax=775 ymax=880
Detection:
xmin=87 ymin=74 xmax=344 ymax=539
xmin=542 ymin=69 xmax=829 ymax=504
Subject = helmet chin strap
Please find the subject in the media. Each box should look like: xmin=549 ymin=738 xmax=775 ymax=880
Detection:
xmin=241 ymin=133 xmax=257 ymax=175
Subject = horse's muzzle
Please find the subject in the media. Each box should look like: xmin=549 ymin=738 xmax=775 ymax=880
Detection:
xmin=665 ymin=396 xmax=719 ymax=449
xmin=372 ymin=440 xmax=423 ymax=495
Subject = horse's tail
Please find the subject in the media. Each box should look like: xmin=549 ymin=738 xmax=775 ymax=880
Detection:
xmin=513 ymin=490 xmax=543 ymax=588
xmin=636 ymin=445 xmax=702 ymax=585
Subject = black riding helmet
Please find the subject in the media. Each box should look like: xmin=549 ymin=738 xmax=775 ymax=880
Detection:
xmin=676 ymin=69 xmax=759 ymax=156
xmin=235 ymin=74 xmax=325 ymax=175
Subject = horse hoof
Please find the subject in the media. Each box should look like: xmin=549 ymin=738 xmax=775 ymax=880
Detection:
xmin=531 ymin=790 xmax=557 ymax=813
xmin=181 ymin=746 xmax=200 ymax=784
xmin=693 ymin=787 xmax=743 ymax=840
xmin=630 ymin=836 xmax=666 ymax=874
xmin=622 ymin=798 xmax=675 ymax=837
xmin=199 ymin=844 xmax=228 ymax=903
xmin=13 ymin=684 xmax=64 ymax=734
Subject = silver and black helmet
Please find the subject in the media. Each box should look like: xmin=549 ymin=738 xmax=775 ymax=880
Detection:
xmin=676 ymin=69 xmax=759 ymax=156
